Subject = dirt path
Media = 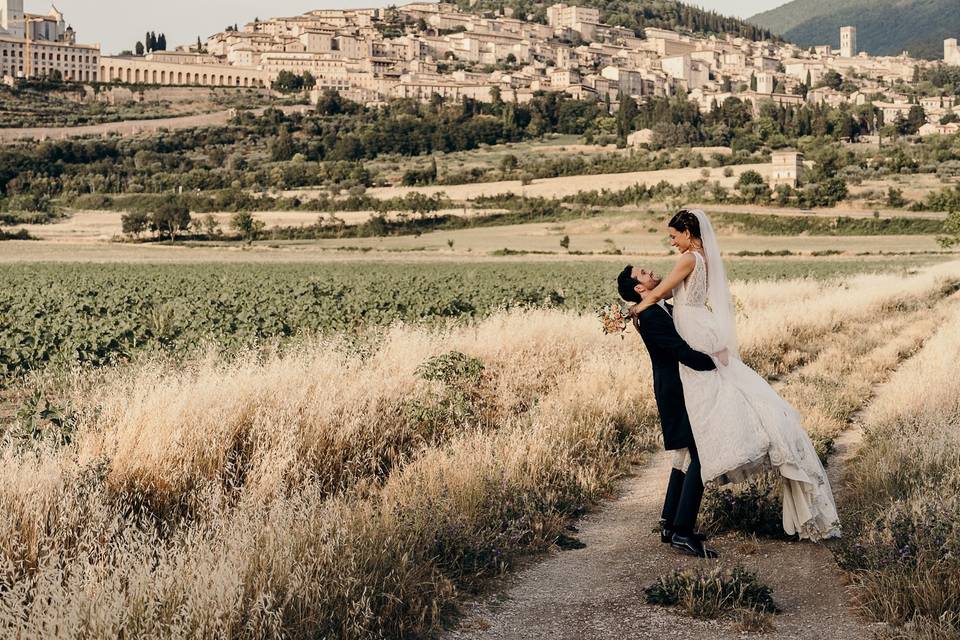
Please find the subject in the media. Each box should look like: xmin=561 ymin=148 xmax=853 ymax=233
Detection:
xmin=444 ymin=440 xmax=872 ymax=640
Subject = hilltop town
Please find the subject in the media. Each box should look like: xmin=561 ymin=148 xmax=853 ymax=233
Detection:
xmin=1 ymin=1 xmax=959 ymax=137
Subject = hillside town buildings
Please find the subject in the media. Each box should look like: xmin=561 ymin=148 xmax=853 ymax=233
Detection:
xmin=2 ymin=1 xmax=960 ymax=133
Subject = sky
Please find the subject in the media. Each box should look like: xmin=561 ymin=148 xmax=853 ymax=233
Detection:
xmin=40 ymin=0 xmax=791 ymax=55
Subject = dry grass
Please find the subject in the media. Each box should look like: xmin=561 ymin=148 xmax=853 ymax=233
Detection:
xmin=837 ymin=298 xmax=960 ymax=638
xmin=1 ymin=262 xmax=959 ymax=638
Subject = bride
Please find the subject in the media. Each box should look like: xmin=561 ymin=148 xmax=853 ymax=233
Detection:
xmin=628 ymin=209 xmax=840 ymax=541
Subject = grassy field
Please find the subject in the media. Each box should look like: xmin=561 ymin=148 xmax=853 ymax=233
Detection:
xmin=0 ymin=85 xmax=277 ymax=129
xmin=837 ymin=303 xmax=960 ymax=638
xmin=2 ymin=256 xmax=949 ymax=387
xmin=8 ymin=204 xmax=951 ymax=258
xmin=0 ymin=260 xmax=958 ymax=638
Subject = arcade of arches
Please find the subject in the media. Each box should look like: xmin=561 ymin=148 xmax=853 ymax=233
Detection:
xmin=99 ymin=56 xmax=268 ymax=88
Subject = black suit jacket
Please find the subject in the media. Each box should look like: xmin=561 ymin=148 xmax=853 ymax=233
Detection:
xmin=634 ymin=303 xmax=716 ymax=451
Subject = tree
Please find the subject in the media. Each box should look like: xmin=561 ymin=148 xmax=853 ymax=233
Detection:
xmin=401 ymin=192 xmax=441 ymax=217
xmin=820 ymin=70 xmax=843 ymax=90
xmin=121 ymin=210 xmax=149 ymax=238
xmin=270 ymin=126 xmax=296 ymax=161
xmin=273 ymin=70 xmax=308 ymax=93
xmin=301 ymin=70 xmax=316 ymax=89
xmin=157 ymin=33 xmax=167 ymax=51
xmin=231 ymin=211 xmax=265 ymax=244
xmin=135 ymin=41 xmax=145 ymax=56
xmin=900 ymin=105 xmax=926 ymax=135
xmin=616 ymin=94 xmax=638 ymax=144
xmin=150 ymin=199 xmax=191 ymax=241
xmin=202 ymin=214 xmax=222 ymax=237
xmin=737 ymin=170 xmax=765 ymax=188
xmin=886 ymin=187 xmax=907 ymax=208
xmin=938 ymin=208 xmax=960 ymax=248
xmin=560 ymin=234 xmax=570 ymax=250
xmin=196 ymin=36 xmax=203 ymax=52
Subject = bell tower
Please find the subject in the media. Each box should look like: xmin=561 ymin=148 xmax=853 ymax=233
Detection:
xmin=1 ymin=0 xmax=25 ymax=39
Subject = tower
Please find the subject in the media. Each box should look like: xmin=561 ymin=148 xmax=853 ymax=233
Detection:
xmin=756 ymin=71 xmax=775 ymax=94
xmin=0 ymin=0 xmax=24 ymax=38
xmin=946 ymin=38 xmax=960 ymax=66
xmin=840 ymin=26 xmax=857 ymax=58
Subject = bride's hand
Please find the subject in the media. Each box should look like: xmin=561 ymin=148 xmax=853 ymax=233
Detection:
xmin=713 ymin=348 xmax=729 ymax=366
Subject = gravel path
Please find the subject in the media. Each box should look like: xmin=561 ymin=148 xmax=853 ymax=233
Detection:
xmin=444 ymin=428 xmax=874 ymax=640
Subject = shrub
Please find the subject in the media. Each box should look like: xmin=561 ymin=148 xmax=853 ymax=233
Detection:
xmin=645 ymin=564 xmax=778 ymax=618
xmin=700 ymin=474 xmax=791 ymax=539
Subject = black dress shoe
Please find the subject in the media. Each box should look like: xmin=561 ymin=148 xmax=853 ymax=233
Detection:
xmin=660 ymin=528 xmax=707 ymax=544
xmin=670 ymin=532 xmax=719 ymax=558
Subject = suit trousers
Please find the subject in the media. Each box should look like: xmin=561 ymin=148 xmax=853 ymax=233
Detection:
xmin=660 ymin=442 xmax=703 ymax=535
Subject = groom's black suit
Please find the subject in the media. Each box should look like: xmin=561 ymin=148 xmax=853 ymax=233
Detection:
xmin=633 ymin=303 xmax=716 ymax=535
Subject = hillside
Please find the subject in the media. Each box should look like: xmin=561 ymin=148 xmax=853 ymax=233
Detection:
xmin=458 ymin=0 xmax=776 ymax=41
xmin=749 ymin=0 xmax=960 ymax=59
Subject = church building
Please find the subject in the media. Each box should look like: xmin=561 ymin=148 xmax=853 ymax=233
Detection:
xmin=0 ymin=1 xmax=100 ymax=81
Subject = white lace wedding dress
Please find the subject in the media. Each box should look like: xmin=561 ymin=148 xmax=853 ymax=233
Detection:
xmin=673 ymin=250 xmax=841 ymax=541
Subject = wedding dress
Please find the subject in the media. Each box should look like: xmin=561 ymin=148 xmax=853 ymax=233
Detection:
xmin=672 ymin=212 xmax=841 ymax=541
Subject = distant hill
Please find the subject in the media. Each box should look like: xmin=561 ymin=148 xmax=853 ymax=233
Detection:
xmin=749 ymin=0 xmax=960 ymax=59
xmin=459 ymin=0 xmax=776 ymax=41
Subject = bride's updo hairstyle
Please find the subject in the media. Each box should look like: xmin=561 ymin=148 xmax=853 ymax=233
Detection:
xmin=669 ymin=209 xmax=702 ymax=239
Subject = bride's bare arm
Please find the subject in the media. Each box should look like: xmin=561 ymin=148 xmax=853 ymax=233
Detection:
xmin=628 ymin=253 xmax=696 ymax=317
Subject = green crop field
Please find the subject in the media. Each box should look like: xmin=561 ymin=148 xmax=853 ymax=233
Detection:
xmin=0 ymin=256 xmax=947 ymax=385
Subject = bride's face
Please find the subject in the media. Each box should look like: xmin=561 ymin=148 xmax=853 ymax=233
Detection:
xmin=668 ymin=226 xmax=692 ymax=252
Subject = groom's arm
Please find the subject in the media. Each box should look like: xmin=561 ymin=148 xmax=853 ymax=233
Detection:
xmin=641 ymin=311 xmax=716 ymax=372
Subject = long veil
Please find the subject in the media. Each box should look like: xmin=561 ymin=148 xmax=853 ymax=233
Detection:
xmin=691 ymin=209 xmax=739 ymax=358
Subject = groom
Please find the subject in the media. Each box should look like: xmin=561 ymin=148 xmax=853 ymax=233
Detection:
xmin=618 ymin=265 xmax=719 ymax=558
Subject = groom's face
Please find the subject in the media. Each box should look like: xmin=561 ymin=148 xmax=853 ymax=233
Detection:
xmin=631 ymin=266 xmax=661 ymax=292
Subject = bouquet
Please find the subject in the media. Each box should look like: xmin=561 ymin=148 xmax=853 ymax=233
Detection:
xmin=598 ymin=303 xmax=631 ymax=336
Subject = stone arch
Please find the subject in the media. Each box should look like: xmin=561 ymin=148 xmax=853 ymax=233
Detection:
xmin=219 ymin=75 xmax=224 ymax=85
xmin=160 ymin=70 xmax=166 ymax=83
xmin=100 ymin=65 xmax=105 ymax=79
xmin=177 ymin=71 xmax=183 ymax=83
xmin=202 ymin=73 xmax=208 ymax=85
xmin=185 ymin=72 xmax=192 ymax=84
xmin=134 ymin=69 xmax=140 ymax=83
xmin=125 ymin=68 xmax=131 ymax=83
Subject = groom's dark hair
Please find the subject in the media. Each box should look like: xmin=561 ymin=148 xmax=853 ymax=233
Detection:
xmin=618 ymin=265 xmax=644 ymax=303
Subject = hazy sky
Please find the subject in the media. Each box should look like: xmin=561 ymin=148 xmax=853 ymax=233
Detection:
xmin=41 ymin=0 xmax=791 ymax=55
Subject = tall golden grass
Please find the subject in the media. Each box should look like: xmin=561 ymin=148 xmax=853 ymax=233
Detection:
xmin=1 ymin=262 xmax=959 ymax=639
xmin=839 ymin=298 xmax=960 ymax=639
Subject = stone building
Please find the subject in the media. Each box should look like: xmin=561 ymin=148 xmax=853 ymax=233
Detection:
xmin=755 ymin=70 xmax=775 ymax=94
xmin=946 ymin=38 xmax=960 ymax=65
xmin=0 ymin=2 xmax=100 ymax=81
xmin=546 ymin=4 xmax=600 ymax=30
xmin=770 ymin=150 xmax=804 ymax=188
xmin=840 ymin=26 xmax=857 ymax=58
xmin=100 ymin=53 xmax=268 ymax=87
